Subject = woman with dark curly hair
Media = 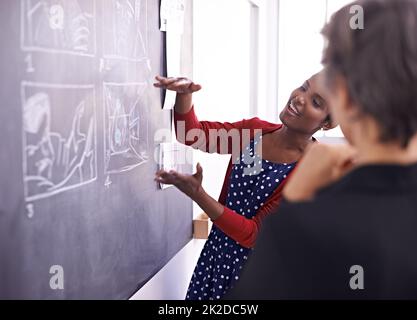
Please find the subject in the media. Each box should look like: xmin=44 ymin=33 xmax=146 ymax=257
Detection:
xmin=154 ymin=71 xmax=335 ymax=300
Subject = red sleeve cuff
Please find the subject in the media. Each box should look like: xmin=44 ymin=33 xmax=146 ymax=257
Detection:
xmin=213 ymin=207 xmax=238 ymax=231
xmin=173 ymin=106 xmax=198 ymax=123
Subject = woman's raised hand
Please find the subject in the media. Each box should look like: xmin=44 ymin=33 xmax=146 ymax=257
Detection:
xmin=153 ymin=75 xmax=202 ymax=94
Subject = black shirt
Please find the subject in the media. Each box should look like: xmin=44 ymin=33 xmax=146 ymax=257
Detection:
xmin=226 ymin=163 xmax=417 ymax=299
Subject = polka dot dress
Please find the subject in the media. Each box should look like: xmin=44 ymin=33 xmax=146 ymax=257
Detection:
xmin=186 ymin=137 xmax=296 ymax=300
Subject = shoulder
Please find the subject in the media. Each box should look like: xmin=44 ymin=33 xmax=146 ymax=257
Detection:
xmin=256 ymin=198 xmax=358 ymax=274
xmin=265 ymin=196 xmax=348 ymax=238
xmin=241 ymin=117 xmax=282 ymax=131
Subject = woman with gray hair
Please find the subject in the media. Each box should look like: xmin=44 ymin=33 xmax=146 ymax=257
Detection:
xmin=227 ymin=0 xmax=417 ymax=299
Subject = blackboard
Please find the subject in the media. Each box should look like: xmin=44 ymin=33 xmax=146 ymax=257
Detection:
xmin=0 ymin=0 xmax=192 ymax=299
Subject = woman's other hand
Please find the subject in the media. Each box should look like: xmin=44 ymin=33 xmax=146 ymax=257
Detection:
xmin=155 ymin=163 xmax=204 ymax=199
xmin=283 ymin=143 xmax=357 ymax=202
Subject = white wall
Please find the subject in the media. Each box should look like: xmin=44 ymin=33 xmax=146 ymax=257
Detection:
xmin=192 ymin=0 xmax=281 ymax=212
xmin=192 ymin=0 xmax=252 ymax=213
xmin=130 ymin=239 xmax=205 ymax=300
xmin=277 ymin=0 xmax=352 ymax=138
xmin=277 ymin=0 xmax=327 ymax=113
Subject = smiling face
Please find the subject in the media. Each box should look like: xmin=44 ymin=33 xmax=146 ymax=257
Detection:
xmin=279 ymin=73 xmax=332 ymax=135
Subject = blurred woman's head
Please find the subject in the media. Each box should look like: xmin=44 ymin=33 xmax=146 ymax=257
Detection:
xmin=279 ymin=72 xmax=335 ymax=135
xmin=321 ymin=0 xmax=417 ymax=148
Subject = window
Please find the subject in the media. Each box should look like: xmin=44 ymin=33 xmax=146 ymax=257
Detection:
xmin=277 ymin=0 xmax=353 ymax=139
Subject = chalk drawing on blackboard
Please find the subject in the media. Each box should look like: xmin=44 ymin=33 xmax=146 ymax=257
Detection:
xmin=102 ymin=0 xmax=148 ymax=62
xmin=21 ymin=82 xmax=97 ymax=202
xmin=20 ymin=0 xmax=96 ymax=56
xmin=103 ymin=82 xmax=149 ymax=175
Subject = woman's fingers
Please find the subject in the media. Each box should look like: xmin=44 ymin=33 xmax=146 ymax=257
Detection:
xmin=170 ymin=170 xmax=191 ymax=182
xmin=155 ymin=169 xmax=186 ymax=185
xmin=154 ymin=76 xmax=179 ymax=87
xmin=165 ymin=78 xmax=193 ymax=92
xmin=153 ymin=79 xmax=184 ymax=92
xmin=155 ymin=75 xmax=176 ymax=83
xmin=153 ymin=75 xmax=202 ymax=93
xmin=167 ymin=82 xmax=189 ymax=91
xmin=194 ymin=163 xmax=203 ymax=176
xmin=333 ymin=145 xmax=358 ymax=177
xmin=193 ymin=163 xmax=203 ymax=183
xmin=190 ymin=83 xmax=202 ymax=92
xmin=155 ymin=170 xmax=176 ymax=184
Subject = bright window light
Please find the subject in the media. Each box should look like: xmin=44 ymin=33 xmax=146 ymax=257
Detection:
xmin=278 ymin=0 xmax=353 ymax=138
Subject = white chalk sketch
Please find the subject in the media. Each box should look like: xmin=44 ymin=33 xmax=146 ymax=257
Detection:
xmin=21 ymin=82 xmax=97 ymax=202
xmin=102 ymin=0 xmax=148 ymax=61
xmin=21 ymin=0 xmax=96 ymax=56
xmin=104 ymin=82 xmax=149 ymax=174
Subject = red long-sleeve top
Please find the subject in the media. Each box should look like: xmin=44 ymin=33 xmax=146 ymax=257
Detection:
xmin=174 ymin=107 xmax=293 ymax=248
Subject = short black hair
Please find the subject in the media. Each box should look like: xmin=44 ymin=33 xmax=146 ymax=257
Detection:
xmin=322 ymin=0 xmax=417 ymax=148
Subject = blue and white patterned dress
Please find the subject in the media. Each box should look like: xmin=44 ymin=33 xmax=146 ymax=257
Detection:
xmin=186 ymin=137 xmax=296 ymax=300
